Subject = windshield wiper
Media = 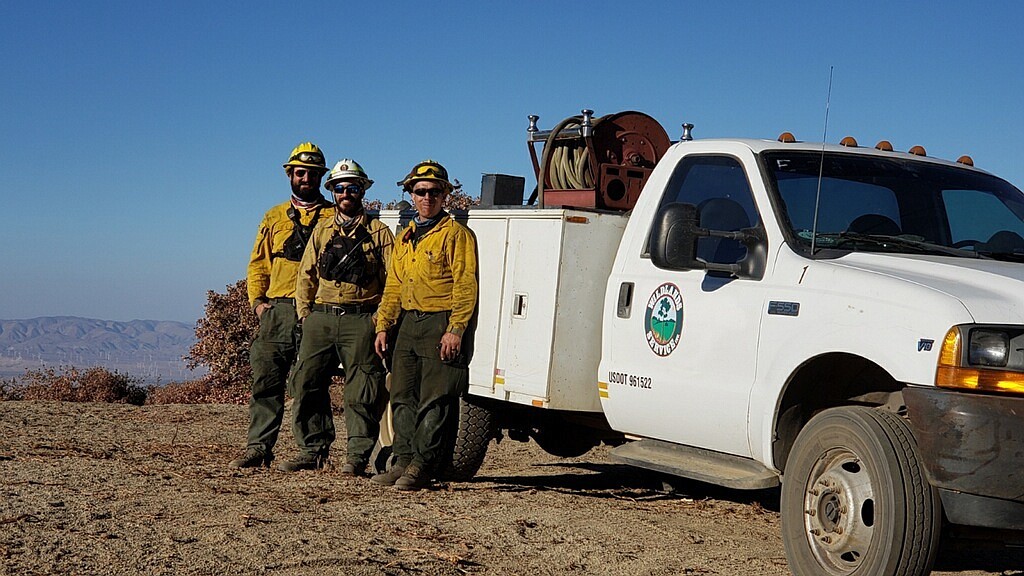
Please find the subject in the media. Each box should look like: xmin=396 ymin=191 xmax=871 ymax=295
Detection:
xmin=975 ymin=250 xmax=1024 ymax=263
xmin=815 ymin=232 xmax=984 ymax=258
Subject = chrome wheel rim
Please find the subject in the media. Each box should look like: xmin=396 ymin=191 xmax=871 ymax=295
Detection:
xmin=801 ymin=448 xmax=876 ymax=574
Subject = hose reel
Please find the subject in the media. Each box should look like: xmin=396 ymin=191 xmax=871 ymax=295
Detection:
xmin=527 ymin=109 xmax=671 ymax=210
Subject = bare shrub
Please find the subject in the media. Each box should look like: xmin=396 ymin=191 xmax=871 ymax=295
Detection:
xmin=1 ymin=377 xmax=23 ymax=401
xmin=184 ymin=280 xmax=258 ymax=403
xmin=444 ymin=180 xmax=480 ymax=211
xmin=146 ymin=375 xmax=249 ymax=405
xmin=1 ymin=366 xmax=147 ymax=405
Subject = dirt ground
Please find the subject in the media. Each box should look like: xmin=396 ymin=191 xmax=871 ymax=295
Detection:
xmin=1 ymin=401 xmax=1022 ymax=576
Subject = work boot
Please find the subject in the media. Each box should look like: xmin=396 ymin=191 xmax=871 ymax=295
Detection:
xmin=229 ymin=448 xmax=272 ymax=469
xmin=370 ymin=464 xmax=406 ymax=486
xmin=395 ymin=464 xmax=430 ymax=491
xmin=277 ymin=452 xmax=327 ymax=472
xmin=340 ymin=461 xmax=367 ymax=477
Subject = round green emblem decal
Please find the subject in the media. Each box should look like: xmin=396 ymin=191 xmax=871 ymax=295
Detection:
xmin=644 ymin=282 xmax=683 ymax=356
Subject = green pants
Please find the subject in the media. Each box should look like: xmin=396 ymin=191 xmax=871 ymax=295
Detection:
xmin=390 ymin=310 xmax=469 ymax=472
xmin=289 ymin=310 xmax=387 ymax=463
xmin=245 ymin=300 xmax=298 ymax=453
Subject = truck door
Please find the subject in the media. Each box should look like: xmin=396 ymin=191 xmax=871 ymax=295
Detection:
xmin=601 ymin=153 xmax=766 ymax=458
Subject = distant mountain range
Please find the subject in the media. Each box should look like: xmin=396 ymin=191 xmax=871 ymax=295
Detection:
xmin=0 ymin=316 xmax=203 ymax=385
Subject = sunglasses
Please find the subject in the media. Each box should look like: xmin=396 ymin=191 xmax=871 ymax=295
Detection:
xmin=411 ymin=188 xmax=443 ymax=198
xmin=333 ymin=184 xmax=364 ymax=196
xmin=414 ymin=164 xmax=448 ymax=179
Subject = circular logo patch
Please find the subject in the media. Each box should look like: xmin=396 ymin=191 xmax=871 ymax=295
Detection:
xmin=644 ymin=283 xmax=683 ymax=356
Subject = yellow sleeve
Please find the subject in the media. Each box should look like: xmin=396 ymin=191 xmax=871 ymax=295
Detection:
xmin=446 ymin=226 xmax=478 ymax=336
xmin=377 ymin=224 xmax=395 ymax=288
xmin=375 ymin=229 xmax=404 ymax=333
xmin=247 ymin=213 xmax=273 ymax=309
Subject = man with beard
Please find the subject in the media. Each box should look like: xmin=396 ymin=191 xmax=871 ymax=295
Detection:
xmin=371 ymin=160 xmax=478 ymax=491
xmin=229 ymin=142 xmax=335 ymax=469
xmin=287 ymin=159 xmax=394 ymax=473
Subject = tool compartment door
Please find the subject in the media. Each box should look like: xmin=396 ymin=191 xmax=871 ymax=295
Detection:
xmin=496 ymin=216 xmax=562 ymax=402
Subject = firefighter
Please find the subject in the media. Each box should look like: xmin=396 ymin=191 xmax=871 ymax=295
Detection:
xmin=371 ymin=160 xmax=478 ymax=490
xmin=286 ymin=159 xmax=394 ymax=473
xmin=229 ymin=142 xmax=335 ymax=469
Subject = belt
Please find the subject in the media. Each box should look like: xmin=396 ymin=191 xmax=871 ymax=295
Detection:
xmin=313 ymin=303 xmax=377 ymax=316
xmin=271 ymin=298 xmax=295 ymax=305
xmin=407 ymin=309 xmax=447 ymax=319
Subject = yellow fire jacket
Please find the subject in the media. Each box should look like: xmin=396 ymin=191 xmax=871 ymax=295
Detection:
xmin=295 ymin=212 xmax=395 ymax=319
xmin=247 ymin=199 xmax=335 ymax=309
xmin=375 ymin=214 xmax=478 ymax=336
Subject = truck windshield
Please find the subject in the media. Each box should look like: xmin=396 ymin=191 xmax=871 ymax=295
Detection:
xmin=762 ymin=151 xmax=1024 ymax=261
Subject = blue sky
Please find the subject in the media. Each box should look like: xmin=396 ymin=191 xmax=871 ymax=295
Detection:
xmin=2 ymin=1 xmax=1022 ymax=323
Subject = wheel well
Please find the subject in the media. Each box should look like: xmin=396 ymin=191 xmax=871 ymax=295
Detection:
xmin=773 ymin=353 xmax=904 ymax=473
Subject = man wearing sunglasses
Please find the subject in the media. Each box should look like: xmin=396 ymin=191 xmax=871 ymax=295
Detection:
xmin=231 ymin=142 xmax=335 ymax=469
xmin=287 ymin=159 xmax=394 ymax=473
xmin=372 ymin=160 xmax=478 ymax=491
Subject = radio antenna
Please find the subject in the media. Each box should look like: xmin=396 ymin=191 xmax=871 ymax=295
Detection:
xmin=810 ymin=66 xmax=834 ymax=256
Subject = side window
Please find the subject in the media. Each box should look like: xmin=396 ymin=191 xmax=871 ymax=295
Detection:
xmin=656 ymin=155 xmax=760 ymax=264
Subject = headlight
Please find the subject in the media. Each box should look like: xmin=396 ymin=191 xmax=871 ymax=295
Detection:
xmin=968 ymin=329 xmax=1009 ymax=367
xmin=936 ymin=325 xmax=1024 ymax=395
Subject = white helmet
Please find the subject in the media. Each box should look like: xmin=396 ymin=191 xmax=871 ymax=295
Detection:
xmin=324 ymin=159 xmax=374 ymax=192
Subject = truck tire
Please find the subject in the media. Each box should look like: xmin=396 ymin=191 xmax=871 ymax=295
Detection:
xmin=438 ymin=396 xmax=497 ymax=481
xmin=781 ymin=406 xmax=941 ymax=576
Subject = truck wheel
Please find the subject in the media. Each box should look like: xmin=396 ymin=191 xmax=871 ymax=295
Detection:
xmin=781 ymin=406 xmax=941 ymax=576
xmin=438 ymin=397 xmax=497 ymax=481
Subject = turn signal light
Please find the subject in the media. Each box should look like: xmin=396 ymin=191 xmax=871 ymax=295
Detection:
xmin=936 ymin=326 xmax=1024 ymax=395
xmin=936 ymin=366 xmax=1024 ymax=394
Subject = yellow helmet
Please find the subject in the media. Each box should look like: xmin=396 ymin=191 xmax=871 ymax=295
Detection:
xmin=283 ymin=142 xmax=327 ymax=173
xmin=324 ymin=159 xmax=374 ymax=191
xmin=398 ymin=159 xmax=453 ymax=192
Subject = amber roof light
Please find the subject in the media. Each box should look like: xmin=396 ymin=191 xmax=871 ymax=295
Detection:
xmin=778 ymin=132 xmax=796 ymax=143
xmin=840 ymin=136 xmax=858 ymax=147
xmin=957 ymin=155 xmax=975 ymax=166
xmin=909 ymin=145 xmax=927 ymax=156
xmin=875 ymin=140 xmax=894 ymax=151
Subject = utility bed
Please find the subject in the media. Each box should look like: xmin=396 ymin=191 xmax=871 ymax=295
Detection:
xmin=380 ymin=207 xmax=627 ymax=411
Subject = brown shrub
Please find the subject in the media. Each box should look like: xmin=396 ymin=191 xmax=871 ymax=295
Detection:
xmin=0 ymin=366 xmax=147 ymax=405
xmin=146 ymin=374 xmax=249 ymax=405
xmin=184 ymin=279 xmax=258 ymax=403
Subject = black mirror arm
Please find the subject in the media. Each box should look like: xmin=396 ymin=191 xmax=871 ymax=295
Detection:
xmin=693 ymin=226 xmax=766 ymax=276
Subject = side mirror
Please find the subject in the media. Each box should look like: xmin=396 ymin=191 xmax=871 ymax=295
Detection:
xmin=650 ymin=203 xmax=703 ymax=270
xmin=650 ymin=202 xmax=767 ymax=279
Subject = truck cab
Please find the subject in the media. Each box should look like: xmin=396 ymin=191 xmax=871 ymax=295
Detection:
xmin=600 ymin=136 xmax=1024 ymax=575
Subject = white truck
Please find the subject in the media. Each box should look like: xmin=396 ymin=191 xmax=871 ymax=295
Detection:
xmin=382 ymin=114 xmax=1024 ymax=576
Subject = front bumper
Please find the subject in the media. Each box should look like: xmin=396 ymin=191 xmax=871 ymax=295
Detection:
xmin=904 ymin=386 xmax=1024 ymax=530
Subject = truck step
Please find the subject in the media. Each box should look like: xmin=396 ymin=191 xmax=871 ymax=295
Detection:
xmin=609 ymin=439 xmax=779 ymax=490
